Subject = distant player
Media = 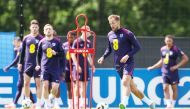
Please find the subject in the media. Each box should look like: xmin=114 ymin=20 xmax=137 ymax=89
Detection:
xmin=18 ymin=19 xmax=43 ymax=109
xmin=147 ymin=35 xmax=188 ymax=108
xmin=4 ymin=37 xmax=34 ymax=108
xmin=97 ymin=14 xmax=155 ymax=109
xmin=71 ymin=25 xmax=95 ymax=108
xmin=35 ymin=24 xmax=65 ymax=109
xmin=62 ymin=31 xmax=76 ymax=108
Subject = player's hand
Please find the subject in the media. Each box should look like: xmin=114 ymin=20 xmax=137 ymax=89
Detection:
xmin=97 ymin=57 xmax=104 ymax=64
xmin=170 ymin=65 xmax=178 ymax=72
xmin=35 ymin=65 xmax=41 ymax=71
xmin=17 ymin=64 xmax=22 ymax=71
xmin=120 ymin=55 xmax=129 ymax=63
xmin=92 ymin=65 xmax=96 ymax=73
xmin=76 ymin=65 xmax=82 ymax=73
xmin=51 ymin=50 xmax=57 ymax=55
xmin=60 ymin=73 xmax=65 ymax=81
xmin=147 ymin=66 xmax=154 ymax=71
xmin=3 ymin=66 xmax=9 ymax=72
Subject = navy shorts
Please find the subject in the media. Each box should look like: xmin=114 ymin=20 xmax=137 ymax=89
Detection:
xmin=162 ymin=73 xmax=179 ymax=85
xmin=41 ymin=71 xmax=60 ymax=83
xmin=116 ymin=63 xmax=134 ymax=79
xmin=73 ymin=66 xmax=90 ymax=81
xmin=24 ymin=64 xmax=40 ymax=78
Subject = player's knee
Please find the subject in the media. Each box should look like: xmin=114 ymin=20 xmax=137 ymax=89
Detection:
xmin=163 ymin=86 xmax=169 ymax=92
xmin=24 ymin=81 xmax=30 ymax=87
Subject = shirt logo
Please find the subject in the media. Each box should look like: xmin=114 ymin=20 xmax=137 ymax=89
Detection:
xmin=35 ymin=39 xmax=39 ymax=43
xmin=169 ymin=51 xmax=173 ymax=55
xmin=120 ymin=34 xmax=123 ymax=38
xmin=52 ymin=43 xmax=56 ymax=46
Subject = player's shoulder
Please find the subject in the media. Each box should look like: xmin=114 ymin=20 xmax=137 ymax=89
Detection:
xmin=38 ymin=34 xmax=44 ymax=39
xmin=172 ymin=45 xmax=180 ymax=51
xmin=160 ymin=45 xmax=167 ymax=51
xmin=39 ymin=38 xmax=46 ymax=43
xmin=107 ymin=31 xmax=115 ymax=37
xmin=121 ymin=28 xmax=134 ymax=36
xmin=23 ymin=34 xmax=31 ymax=40
xmin=62 ymin=42 xmax=69 ymax=47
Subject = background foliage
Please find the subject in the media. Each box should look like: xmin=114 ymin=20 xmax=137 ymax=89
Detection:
xmin=0 ymin=0 xmax=190 ymax=37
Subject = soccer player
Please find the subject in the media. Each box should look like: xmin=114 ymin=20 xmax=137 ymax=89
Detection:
xmin=3 ymin=37 xmax=35 ymax=108
xmin=71 ymin=25 xmax=95 ymax=108
xmin=97 ymin=14 xmax=155 ymax=109
xmin=35 ymin=24 xmax=65 ymax=109
xmin=18 ymin=19 xmax=43 ymax=109
xmin=62 ymin=31 xmax=76 ymax=108
xmin=147 ymin=35 xmax=188 ymax=108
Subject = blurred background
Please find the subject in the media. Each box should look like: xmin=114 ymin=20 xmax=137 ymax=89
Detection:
xmin=0 ymin=0 xmax=190 ymax=68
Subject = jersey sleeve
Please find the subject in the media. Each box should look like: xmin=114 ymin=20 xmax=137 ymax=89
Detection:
xmin=18 ymin=38 xmax=26 ymax=64
xmin=36 ymin=41 xmax=42 ymax=66
xmin=102 ymin=38 xmax=112 ymax=59
xmin=127 ymin=32 xmax=141 ymax=57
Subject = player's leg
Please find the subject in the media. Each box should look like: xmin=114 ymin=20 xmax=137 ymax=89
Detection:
xmin=34 ymin=77 xmax=42 ymax=109
xmin=53 ymin=85 xmax=61 ymax=109
xmin=23 ymin=73 xmax=32 ymax=99
xmin=171 ymin=84 xmax=177 ymax=107
xmin=170 ymin=73 xmax=179 ymax=108
xmin=163 ymin=76 xmax=172 ymax=107
xmin=130 ymin=80 xmax=155 ymax=109
xmin=80 ymin=81 xmax=88 ymax=108
xmin=119 ymin=74 xmax=131 ymax=109
xmin=119 ymin=65 xmax=133 ymax=109
xmin=66 ymin=82 xmax=73 ymax=108
xmin=43 ymin=80 xmax=51 ymax=109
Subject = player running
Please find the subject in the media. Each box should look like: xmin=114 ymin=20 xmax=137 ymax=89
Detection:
xmin=97 ymin=14 xmax=155 ymax=109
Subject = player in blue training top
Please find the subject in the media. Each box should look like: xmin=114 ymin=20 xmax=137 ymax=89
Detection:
xmin=62 ymin=31 xmax=76 ymax=108
xmin=147 ymin=35 xmax=188 ymax=108
xmin=97 ymin=14 xmax=155 ymax=109
xmin=35 ymin=24 xmax=65 ymax=109
xmin=3 ymin=37 xmax=35 ymax=108
xmin=71 ymin=25 xmax=95 ymax=108
xmin=18 ymin=19 xmax=43 ymax=109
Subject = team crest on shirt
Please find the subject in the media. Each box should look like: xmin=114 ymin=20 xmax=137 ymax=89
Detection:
xmin=52 ymin=43 xmax=56 ymax=46
xmin=35 ymin=39 xmax=39 ymax=43
xmin=80 ymin=44 xmax=83 ymax=47
xmin=87 ymin=44 xmax=90 ymax=48
xmin=120 ymin=34 xmax=123 ymax=38
xmin=169 ymin=51 xmax=173 ymax=55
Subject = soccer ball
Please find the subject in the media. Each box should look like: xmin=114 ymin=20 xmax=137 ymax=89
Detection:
xmin=21 ymin=99 xmax=33 ymax=109
xmin=96 ymin=102 xmax=109 ymax=109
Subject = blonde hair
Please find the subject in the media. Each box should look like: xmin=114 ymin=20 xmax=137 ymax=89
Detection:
xmin=108 ymin=14 xmax=120 ymax=22
xmin=44 ymin=24 xmax=53 ymax=30
xmin=30 ymin=19 xmax=39 ymax=25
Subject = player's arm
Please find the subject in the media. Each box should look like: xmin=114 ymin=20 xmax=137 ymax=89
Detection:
xmin=36 ymin=41 xmax=42 ymax=71
xmin=97 ymin=38 xmax=112 ymax=64
xmin=170 ymin=51 xmax=188 ymax=71
xmin=147 ymin=58 xmax=162 ymax=70
xmin=71 ymin=41 xmax=82 ymax=73
xmin=127 ymin=32 xmax=141 ymax=57
xmin=87 ymin=54 xmax=95 ymax=73
xmin=3 ymin=52 xmax=20 ymax=72
xmin=18 ymin=39 xmax=26 ymax=71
